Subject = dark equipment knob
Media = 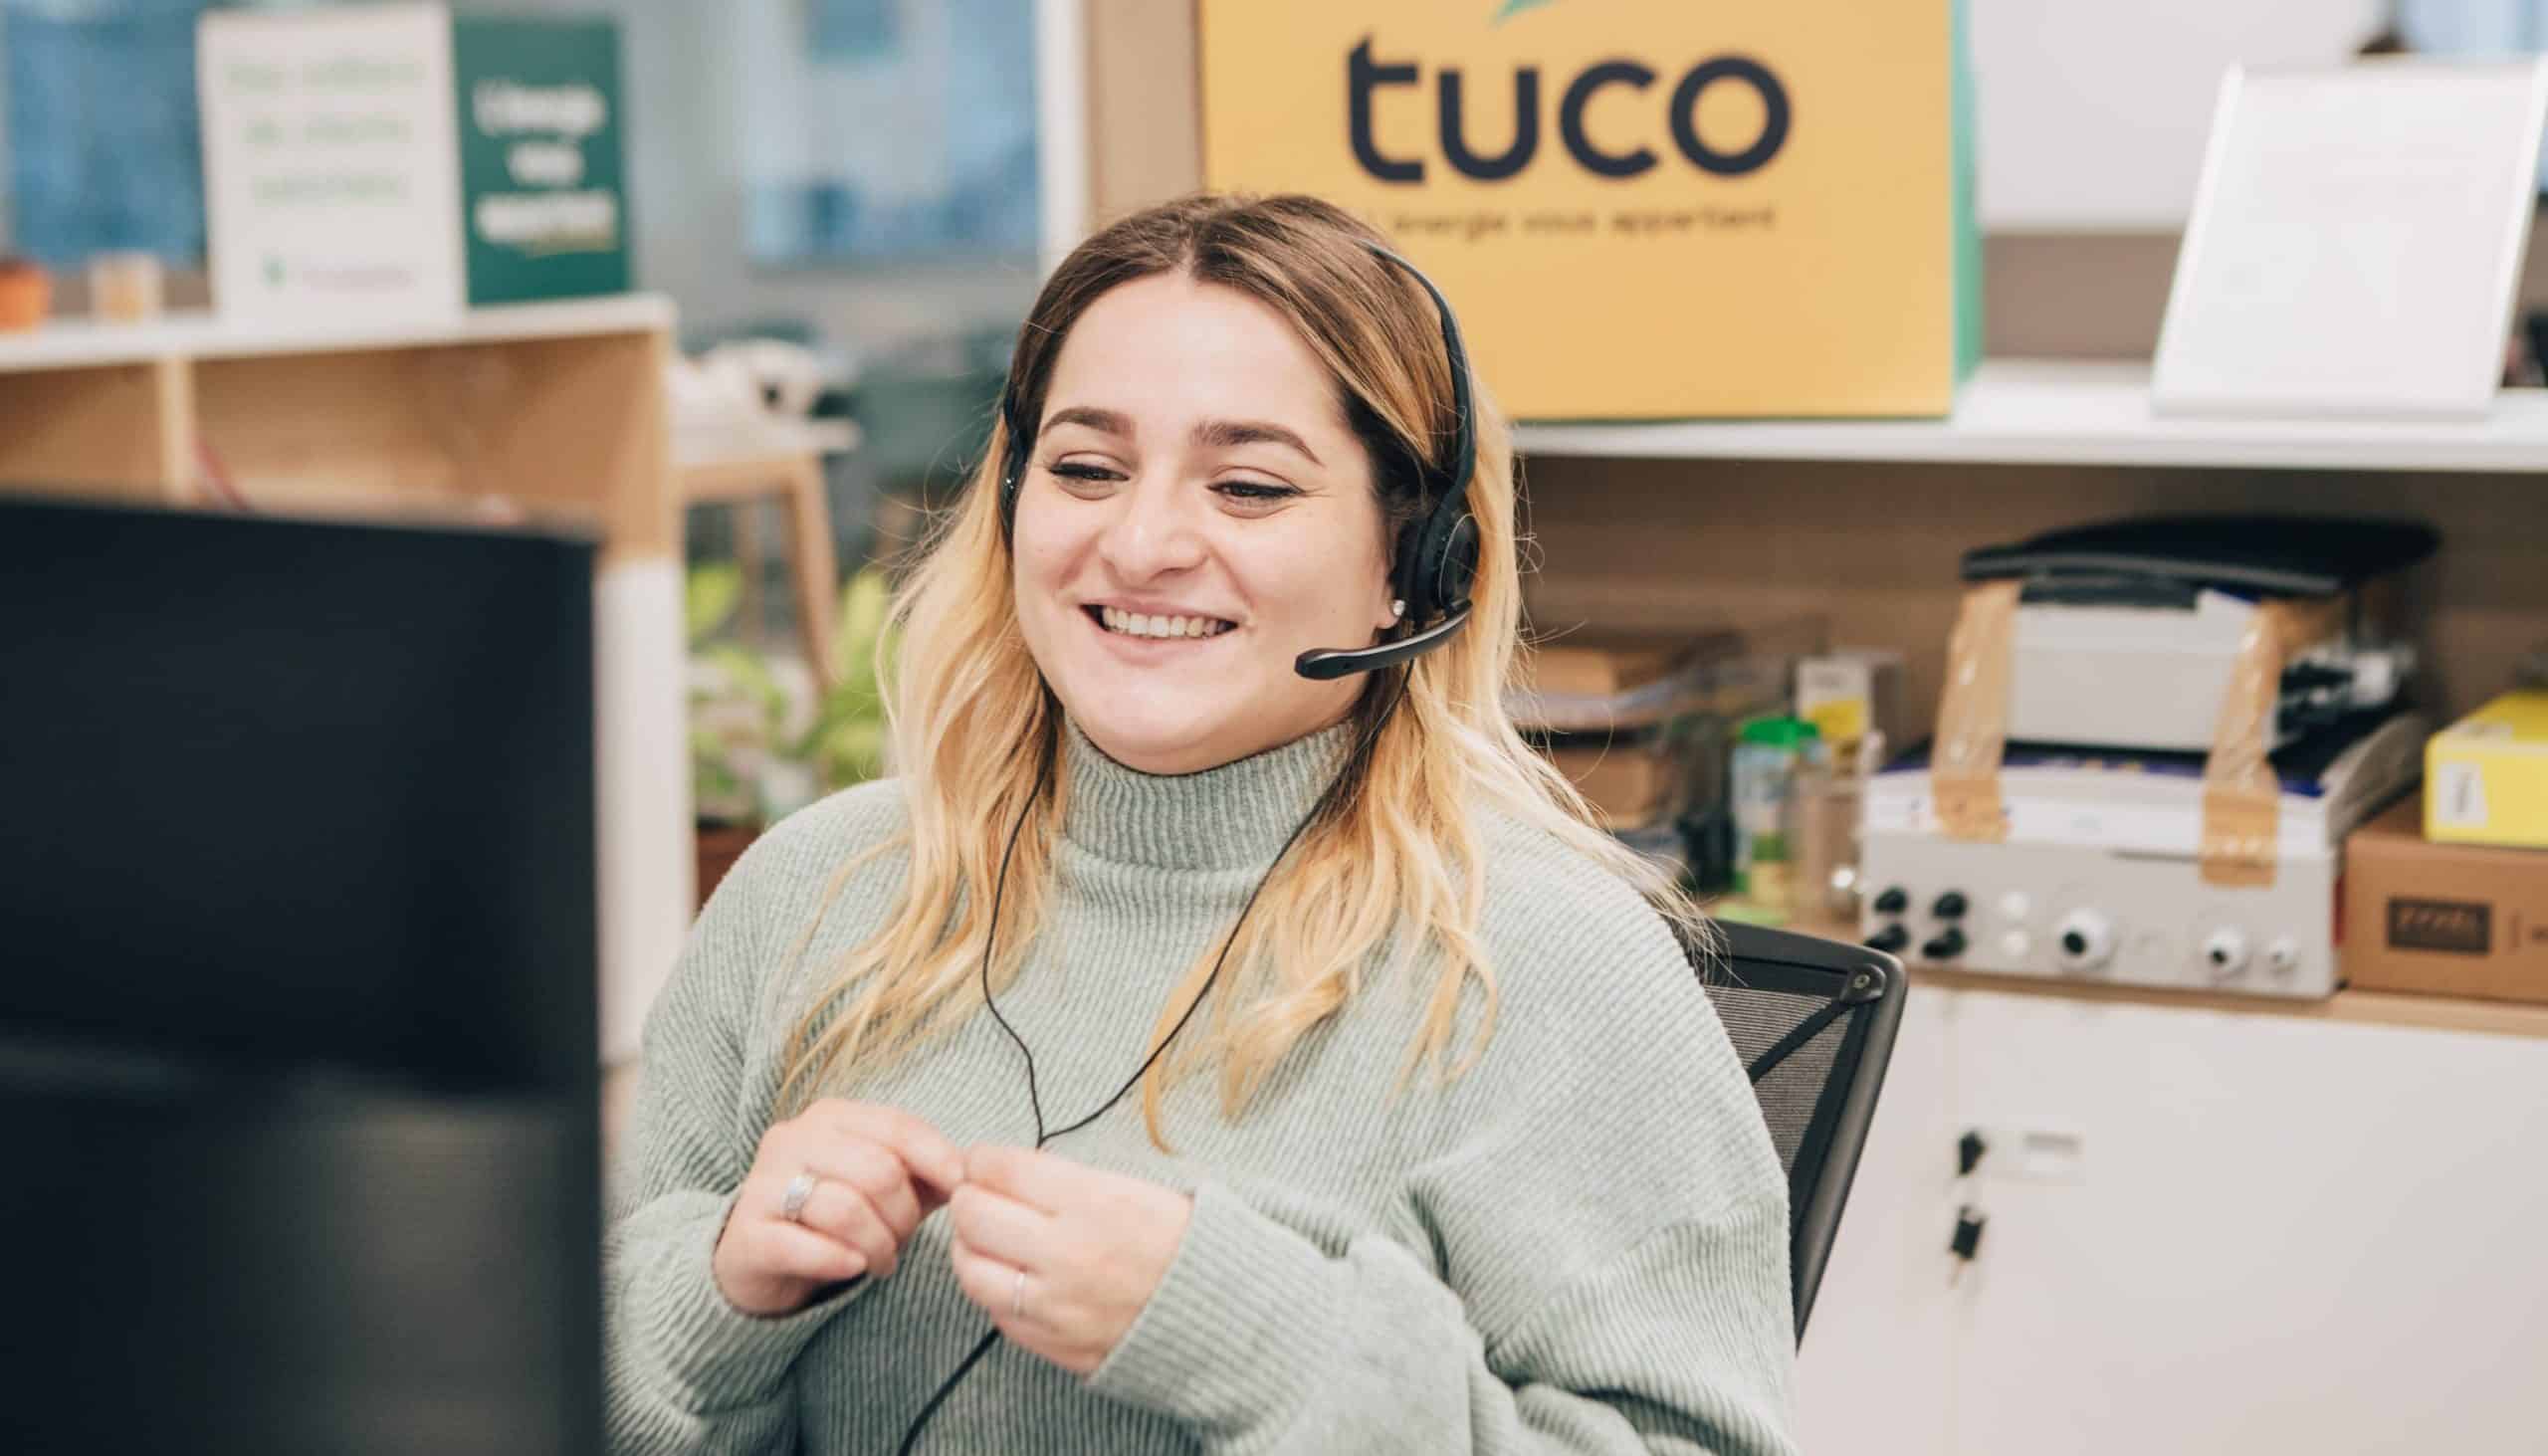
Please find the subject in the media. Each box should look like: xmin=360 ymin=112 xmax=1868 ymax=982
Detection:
xmin=1932 ymin=891 xmax=1970 ymax=920
xmin=1872 ymin=886 xmax=1910 ymax=916
xmin=1865 ymin=924 xmax=1912 ymax=954
xmin=1920 ymin=928 xmax=1968 ymax=960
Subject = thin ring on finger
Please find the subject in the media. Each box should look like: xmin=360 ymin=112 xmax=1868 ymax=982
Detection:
xmin=779 ymin=1170 xmax=817 ymax=1223
xmin=1011 ymin=1267 xmax=1028 ymax=1321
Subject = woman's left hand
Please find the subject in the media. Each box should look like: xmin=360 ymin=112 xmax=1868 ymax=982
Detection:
xmin=945 ymin=1144 xmax=1192 ymax=1376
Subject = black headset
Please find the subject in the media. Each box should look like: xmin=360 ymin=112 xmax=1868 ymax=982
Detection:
xmin=995 ymin=241 xmax=1479 ymax=682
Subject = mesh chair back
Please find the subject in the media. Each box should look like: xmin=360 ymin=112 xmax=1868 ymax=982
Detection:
xmin=1694 ymin=921 xmax=1905 ymax=1340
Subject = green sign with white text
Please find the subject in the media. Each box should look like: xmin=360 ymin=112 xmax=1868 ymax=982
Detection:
xmin=452 ymin=16 xmax=630 ymax=306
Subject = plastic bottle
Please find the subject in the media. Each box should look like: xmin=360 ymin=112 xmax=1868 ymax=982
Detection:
xmin=1731 ymin=716 xmax=1825 ymax=921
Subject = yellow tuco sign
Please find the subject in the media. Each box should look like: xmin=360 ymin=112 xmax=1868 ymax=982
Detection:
xmin=1200 ymin=0 xmax=1979 ymax=420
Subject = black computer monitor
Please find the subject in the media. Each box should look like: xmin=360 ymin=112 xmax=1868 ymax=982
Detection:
xmin=0 ymin=495 xmax=600 ymax=1455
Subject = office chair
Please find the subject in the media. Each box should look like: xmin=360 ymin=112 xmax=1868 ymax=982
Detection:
xmin=1695 ymin=920 xmax=1906 ymax=1341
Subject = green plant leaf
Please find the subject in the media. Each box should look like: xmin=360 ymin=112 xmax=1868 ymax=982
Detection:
xmin=685 ymin=563 xmax=743 ymax=646
xmin=835 ymin=568 xmax=893 ymax=678
xmin=790 ymin=563 xmax=899 ymax=780
xmin=818 ymin=718 xmax=887 ymax=789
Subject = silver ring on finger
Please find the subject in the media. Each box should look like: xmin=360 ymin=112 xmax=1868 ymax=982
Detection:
xmin=1011 ymin=1268 xmax=1028 ymax=1321
xmin=779 ymin=1170 xmax=818 ymax=1224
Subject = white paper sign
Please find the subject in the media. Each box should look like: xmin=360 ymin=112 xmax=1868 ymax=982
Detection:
xmin=2153 ymin=59 xmax=2548 ymax=419
xmin=198 ymin=4 xmax=465 ymax=325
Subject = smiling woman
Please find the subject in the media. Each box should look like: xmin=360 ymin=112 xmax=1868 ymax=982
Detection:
xmin=1011 ymin=270 xmax=1400 ymax=774
xmin=602 ymin=192 xmax=1799 ymax=1456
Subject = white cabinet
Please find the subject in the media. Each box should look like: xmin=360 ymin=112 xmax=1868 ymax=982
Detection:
xmin=1799 ymin=984 xmax=2548 ymax=1455
xmin=1796 ymin=984 xmax=1958 ymax=1456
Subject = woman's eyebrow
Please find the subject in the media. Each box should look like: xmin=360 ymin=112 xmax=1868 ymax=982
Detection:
xmin=1192 ymin=418 xmax=1322 ymax=466
xmin=1042 ymin=404 xmax=1132 ymax=437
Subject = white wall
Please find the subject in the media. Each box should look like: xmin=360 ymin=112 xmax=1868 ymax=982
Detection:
xmin=1972 ymin=0 xmax=2389 ymax=231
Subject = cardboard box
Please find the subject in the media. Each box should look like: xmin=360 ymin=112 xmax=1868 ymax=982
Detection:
xmin=1544 ymin=743 xmax=1674 ymax=828
xmin=2427 ymin=689 xmax=2548 ymax=849
xmin=1513 ymin=628 xmax=1800 ymax=832
xmin=1197 ymin=0 xmax=1980 ymax=419
xmin=1517 ymin=631 xmax=1769 ymax=728
xmin=1527 ymin=637 xmax=1708 ymax=700
xmin=2345 ymin=793 xmax=2548 ymax=1004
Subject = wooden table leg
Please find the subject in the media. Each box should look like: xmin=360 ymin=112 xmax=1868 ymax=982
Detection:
xmin=731 ymin=494 xmax=765 ymax=649
xmin=784 ymin=456 xmax=842 ymax=689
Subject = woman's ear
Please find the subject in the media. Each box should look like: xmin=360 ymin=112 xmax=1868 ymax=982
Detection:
xmin=1372 ymin=515 xmax=1405 ymax=633
xmin=1373 ymin=592 xmax=1404 ymax=636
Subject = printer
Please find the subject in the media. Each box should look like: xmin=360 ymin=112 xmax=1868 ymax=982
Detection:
xmin=1858 ymin=515 xmax=2437 ymax=999
xmin=1962 ymin=515 xmax=2435 ymax=753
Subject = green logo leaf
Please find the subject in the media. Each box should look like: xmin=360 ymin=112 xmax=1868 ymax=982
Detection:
xmin=1494 ymin=0 xmax=1556 ymax=21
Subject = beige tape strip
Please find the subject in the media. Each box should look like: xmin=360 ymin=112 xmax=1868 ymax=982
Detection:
xmin=2198 ymin=596 xmax=2345 ymax=888
xmin=1933 ymin=579 xmax=2020 ymax=843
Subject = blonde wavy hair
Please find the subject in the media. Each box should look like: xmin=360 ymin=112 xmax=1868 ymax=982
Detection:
xmin=777 ymin=192 xmax=1704 ymax=1146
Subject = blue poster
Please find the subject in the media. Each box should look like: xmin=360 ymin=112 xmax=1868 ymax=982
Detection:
xmin=4 ymin=0 xmax=209 ymax=266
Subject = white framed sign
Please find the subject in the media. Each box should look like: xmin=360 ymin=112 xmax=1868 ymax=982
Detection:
xmin=2153 ymin=58 xmax=2548 ymax=419
xmin=199 ymin=4 xmax=465 ymax=325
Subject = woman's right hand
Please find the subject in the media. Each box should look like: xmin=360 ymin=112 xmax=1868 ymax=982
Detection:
xmin=713 ymin=1099 xmax=968 ymax=1318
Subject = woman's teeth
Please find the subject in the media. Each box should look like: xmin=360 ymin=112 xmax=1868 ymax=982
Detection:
xmin=1098 ymin=606 xmax=1233 ymax=640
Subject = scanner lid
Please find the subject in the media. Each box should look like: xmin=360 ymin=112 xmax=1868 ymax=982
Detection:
xmin=1875 ymin=708 xmax=2406 ymax=800
xmin=1962 ymin=516 xmax=2439 ymax=597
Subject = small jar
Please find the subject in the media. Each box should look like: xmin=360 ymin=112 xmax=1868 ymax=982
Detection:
xmin=1793 ymin=762 xmax=1865 ymax=921
xmin=0 ymin=256 xmax=51 ymax=331
xmin=88 ymin=251 xmax=164 ymax=322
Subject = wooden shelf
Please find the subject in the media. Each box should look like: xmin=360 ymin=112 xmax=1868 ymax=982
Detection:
xmin=1517 ymin=359 xmax=2548 ymax=475
xmin=0 ymin=295 xmax=677 ymax=559
xmin=0 ymin=295 xmax=676 ymax=373
xmin=1769 ymin=909 xmax=2548 ymax=1041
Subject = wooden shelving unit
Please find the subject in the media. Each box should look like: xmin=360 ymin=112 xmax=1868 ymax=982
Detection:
xmin=1546 ymin=364 xmax=2548 ymax=1045
xmin=0 ymin=296 xmax=689 ymax=1064
xmin=1514 ymin=393 xmax=2548 ymax=756
xmin=0 ymin=296 xmax=677 ymax=556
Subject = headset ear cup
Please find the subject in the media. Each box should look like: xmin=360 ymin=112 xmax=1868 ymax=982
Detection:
xmin=1395 ymin=502 xmax=1476 ymax=623
xmin=1434 ymin=511 xmax=1479 ymax=612
xmin=1391 ymin=512 xmax=1428 ymax=622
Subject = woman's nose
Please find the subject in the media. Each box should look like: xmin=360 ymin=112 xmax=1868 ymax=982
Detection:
xmin=1094 ymin=475 xmax=1207 ymax=581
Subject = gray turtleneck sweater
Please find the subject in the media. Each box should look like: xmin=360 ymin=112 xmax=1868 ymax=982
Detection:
xmin=605 ymin=725 xmax=1798 ymax=1454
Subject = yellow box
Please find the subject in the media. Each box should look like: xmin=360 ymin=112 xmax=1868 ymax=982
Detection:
xmin=2426 ymin=690 xmax=2548 ymax=849
xmin=1197 ymin=0 xmax=1981 ymax=421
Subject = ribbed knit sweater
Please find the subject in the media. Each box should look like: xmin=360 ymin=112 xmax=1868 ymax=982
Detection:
xmin=604 ymin=722 xmax=1799 ymax=1454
